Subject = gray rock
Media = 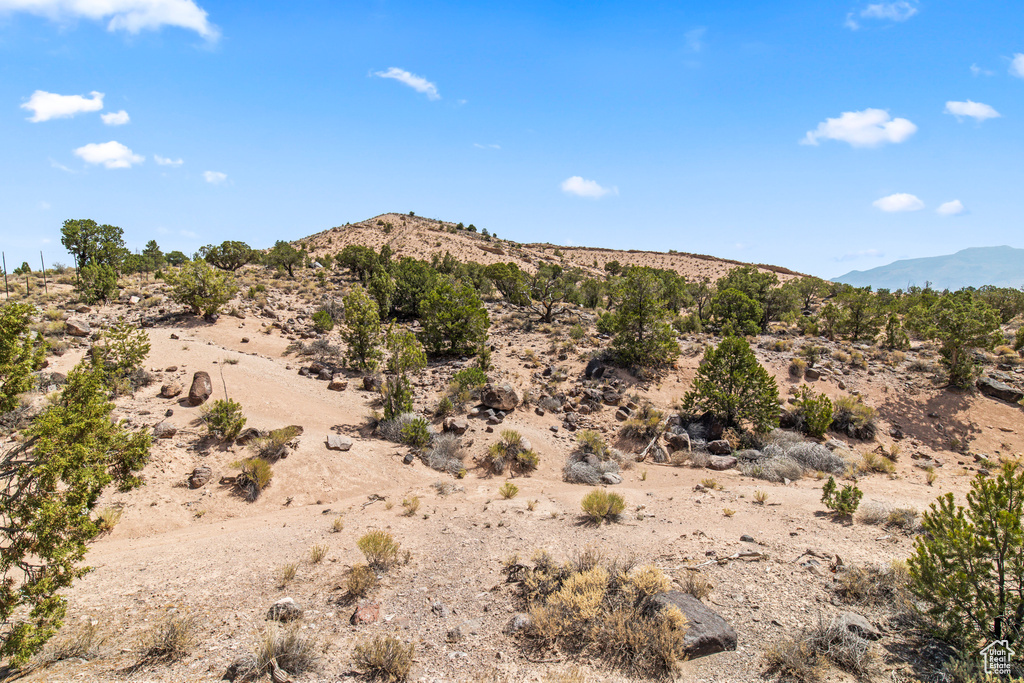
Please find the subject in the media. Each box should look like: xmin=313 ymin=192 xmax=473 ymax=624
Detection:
xmin=585 ymin=359 xmax=606 ymax=379
xmin=646 ymin=592 xmax=737 ymax=659
xmin=804 ymin=368 xmax=821 ymax=381
xmin=187 ymin=371 xmax=212 ymax=406
xmin=666 ymin=431 xmax=691 ymax=453
xmin=66 ymin=319 xmax=91 ymax=337
xmin=327 ymin=434 xmax=353 ymax=451
xmin=832 ymin=611 xmax=880 ymax=640
xmin=740 ymin=534 xmax=755 ymax=543
xmin=614 ymin=408 xmax=630 ymax=421
xmin=266 ymin=597 xmax=302 ymax=622
xmin=707 ymin=455 xmax=738 ymax=471
xmin=601 ymin=472 xmax=623 ymax=485
xmin=707 ymin=440 xmax=732 ymax=455
xmin=328 ymin=375 xmax=348 ymax=391
xmin=152 ymin=421 xmax=177 ymax=439
xmin=482 ymin=383 xmax=519 ymax=411
xmin=189 ymin=466 xmax=212 ymax=489
xmin=977 ymin=376 xmax=1024 ymax=403
xmin=159 ymin=381 xmax=182 ymax=399
xmin=504 ymin=613 xmax=532 ymax=634
xmin=362 ymin=375 xmax=382 ymax=392
xmin=431 ymin=602 xmax=450 ymax=618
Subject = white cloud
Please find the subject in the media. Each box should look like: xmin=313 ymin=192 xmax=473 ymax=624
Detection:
xmin=154 ymin=154 xmax=183 ymax=166
xmin=836 ymin=248 xmax=885 ymax=261
xmin=203 ymin=170 xmax=226 ymax=184
xmin=560 ymin=176 xmax=617 ymax=199
xmin=0 ymin=0 xmax=218 ymax=39
xmin=373 ymin=67 xmax=440 ymax=100
xmin=861 ymin=2 xmax=917 ymax=21
xmin=844 ymin=14 xmax=860 ymax=30
xmin=179 ymin=229 xmax=197 ymax=238
xmin=802 ymin=108 xmax=917 ymax=147
xmin=49 ymin=158 xmax=76 ymax=173
xmin=685 ymin=27 xmax=705 ymax=52
xmin=101 ymin=109 xmax=130 ymax=125
xmin=473 ymin=143 xmax=500 ymax=150
xmin=38 ymin=201 xmax=50 ymax=210
xmin=73 ymin=140 xmax=143 ymax=168
xmin=21 ymin=89 xmax=103 ymax=121
xmin=873 ymin=193 xmax=924 ymax=212
xmin=971 ymin=63 xmax=994 ymax=77
xmin=1011 ymin=54 xmax=1024 ymax=79
xmin=944 ymin=100 xmax=1000 ymax=122
xmin=937 ymin=200 xmax=965 ymax=216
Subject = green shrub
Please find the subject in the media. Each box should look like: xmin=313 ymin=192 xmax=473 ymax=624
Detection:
xmin=202 ymin=398 xmax=247 ymax=440
xmin=485 ymin=429 xmax=538 ymax=474
xmin=353 ymin=636 xmax=414 ymax=682
xmin=399 ymin=417 xmax=431 ymax=449
xmin=909 ymin=463 xmax=1024 ymax=651
xmin=233 ymin=457 xmax=272 ymax=501
xmin=358 ymin=530 xmax=401 ymax=571
xmin=312 ymin=309 xmax=334 ymax=333
xmin=419 ymin=277 xmax=490 ymax=356
xmin=94 ymin=317 xmax=150 ymax=380
xmin=832 ymin=395 xmax=876 ymax=440
xmin=498 ymin=482 xmax=519 ymax=499
xmin=452 ymin=367 xmax=487 ymax=389
xmin=77 ymin=263 xmax=119 ymax=304
xmin=681 ymin=335 xmax=779 ymax=433
xmin=821 ymin=476 xmax=862 ymax=515
xmin=581 ymin=489 xmax=626 ymax=524
xmin=1015 ymin=326 xmax=1024 ymax=352
xmin=793 ymin=386 xmax=833 ymax=438
xmin=165 ymin=259 xmax=238 ymax=316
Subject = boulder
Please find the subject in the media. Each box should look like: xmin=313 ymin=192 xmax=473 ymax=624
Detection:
xmin=585 ymin=359 xmax=606 ymax=379
xmin=707 ymin=455 xmax=738 ymax=471
xmin=832 ymin=611 xmax=881 ymax=640
xmin=614 ymin=409 xmax=630 ymax=421
xmin=74 ymin=304 xmax=91 ymax=314
xmin=482 ymin=383 xmax=519 ymax=411
xmin=804 ymin=368 xmax=821 ymax=381
xmin=350 ymin=602 xmax=380 ymax=625
xmin=646 ymin=592 xmax=737 ymax=659
xmin=443 ymin=418 xmax=469 ymax=435
xmin=362 ymin=375 xmax=382 ymax=392
xmin=159 ymin=382 xmax=182 ymax=399
xmin=187 ymin=371 xmax=212 ymax=406
xmin=328 ymin=375 xmax=348 ymax=391
xmin=66 ymin=320 xmax=91 ymax=337
xmin=602 ymin=390 xmax=622 ymax=406
xmin=266 ymin=597 xmax=302 ymax=622
xmin=665 ymin=431 xmax=691 ymax=453
xmin=977 ymin=376 xmax=1024 ymax=404
xmin=707 ymin=440 xmax=732 ymax=455
xmin=189 ymin=466 xmax=212 ymax=489
xmin=601 ymin=472 xmax=623 ymax=485
xmin=327 ymin=434 xmax=353 ymax=451
xmin=152 ymin=421 xmax=178 ymax=439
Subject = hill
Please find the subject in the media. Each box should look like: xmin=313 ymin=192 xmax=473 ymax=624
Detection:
xmin=293 ymin=212 xmax=806 ymax=281
xmin=834 ymin=245 xmax=1024 ymax=290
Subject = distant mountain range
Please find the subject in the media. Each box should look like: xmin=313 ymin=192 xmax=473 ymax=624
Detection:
xmin=834 ymin=246 xmax=1024 ymax=291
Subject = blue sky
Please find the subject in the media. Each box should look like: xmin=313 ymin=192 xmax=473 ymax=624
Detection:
xmin=1 ymin=0 xmax=1022 ymax=278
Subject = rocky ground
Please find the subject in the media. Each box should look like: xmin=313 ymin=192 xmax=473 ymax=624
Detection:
xmin=4 ymin=256 xmax=1024 ymax=683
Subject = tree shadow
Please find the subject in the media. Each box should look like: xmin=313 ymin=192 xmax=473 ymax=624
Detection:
xmin=874 ymin=387 xmax=981 ymax=453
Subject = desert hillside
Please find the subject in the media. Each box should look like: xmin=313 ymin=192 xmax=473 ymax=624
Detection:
xmin=2 ymin=222 xmax=1023 ymax=683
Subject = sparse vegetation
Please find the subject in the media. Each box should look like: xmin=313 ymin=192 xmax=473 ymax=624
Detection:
xmin=580 ymin=489 xmax=626 ymax=523
xmin=821 ymin=476 xmax=863 ymax=515
xmin=353 ymin=636 xmax=415 ymax=682
xmin=233 ymin=457 xmax=273 ymax=501
xmin=358 ymin=530 xmax=402 ymax=571
xmin=202 ymin=398 xmax=247 ymax=440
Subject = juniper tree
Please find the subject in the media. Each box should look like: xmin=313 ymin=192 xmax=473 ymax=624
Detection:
xmin=381 ymin=324 xmax=426 ymax=419
xmin=915 ymin=290 xmax=1001 ymax=389
xmin=419 ymin=278 xmax=490 ymax=355
xmin=682 ymin=335 xmax=779 ymax=433
xmin=341 ymin=285 xmax=383 ymax=371
xmin=0 ymin=304 xmax=46 ymax=414
xmin=610 ymin=267 xmax=679 ymax=367
xmin=165 ymin=259 xmax=238 ymax=317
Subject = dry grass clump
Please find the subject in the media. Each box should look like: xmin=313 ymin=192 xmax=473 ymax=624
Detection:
xmin=833 ymin=562 xmax=910 ymax=608
xmin=505 ymin=551 xmax=687 ymax=677
xmin=250 ymin=426 xmax=300 ymax=461
xmin=344 ymin=564 xmax=379 ymax=602
xmin=95 ymin=506 xmax=122 ymax=535
xmin=43 ymin=620 xmax=108 ymax=662
xmin=564 ymin=430 xmax=626 ymax=484
xmin=678 ymin=570 xmax=713 ymax=600
xmin=619 ymin=404 xmax=663 ymax=441
xmin=249 ymin=623 xmax=323 ymax=678
xmin=232 ymin=457 xmax=273 ymax=501
xmin=352 ymin=636 xmax=415 ymax=682
xmin=831 ymin=395 xmax=877 ymax=440
xmin=857 ymin=451 xmax=896 ymax=475
xmin=376 ymin=412 xmax=420 ymax=443
xmin=310 ymin=543 xmax=329 ymax=563
xmin=358 ymin=530 xmax=402 ymax=571
xmin=278 ymin=562 xmax=298 ymax=588
xmin=763 ymin=616 xmax=872 ymax=681
xmin=738 ymin=431 xmax=848 ymax=482
xmin=423 ymin=433 xmax=465 ymax=476
xmin=136 ymin=613 xmax=198 ymax=664
xmin=401 ymin=496 xmax=420 ymax=516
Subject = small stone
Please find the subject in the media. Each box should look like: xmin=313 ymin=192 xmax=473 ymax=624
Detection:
xmin=504 ymin=613 xmax=532 ymax=634
xmin=159 ymin=382 xmax=183 ymax=398
xmin=328 ymin=375 xmax=348 ymax=391
xmin=152 ymin=421 xmax=177 ymax=439
xmin=189 ymin=466 xmax=212 ymax=489
xmin=327 ymin=435 xmax=353 ymax=451
xmin=832 ymin=611 xmax=881 ymax=640
xmin=403 ymin=452 xmax=415 ymax=465
xmin=66 ymin=320 xmax=91 ymax=337
xmin=267 ymin=597 xmax=302 ymax=622
xmin=601 ymin=472 xmax=623 ymax=485
xmin=707 ymin=455 xmax=737 ymax=471
xmin=350 ymin=602 xmax=380 ymax=625
xmin=241 ymin=337 xmax=249 ymax=343
xmin=740 ymin=534 xmax=755 ymax=543
xmin=443 ymin=418 xmax=469 ymax=435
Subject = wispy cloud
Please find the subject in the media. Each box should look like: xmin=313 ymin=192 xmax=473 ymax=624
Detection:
xmin=473 ymin=143 xmax=500 ymax=150
xmin=802 ymin=108 xmax=916 ymax=147
xmin=73 ymin=141 xmax=143 ymax=169
xmin=937 ymin=200 xmax=965 ymax=216
xmin=944 ymin=100 xmax=1000 ymax=122
xmin=21 ymin=90 xmax=103 ymax=122
xmin=49 ymin=158 xmax=76 ymax=173
xmin=873 ymin=193 xmax=924 ymax=212
xmin=1011 ymin=54 xmax=1024 ymax=79
xmin=101 ymin=109 xmax=130 ymax=125
xmin=203 ymin=170 xmax=227 ymax=184
xmin=971 ymin=63 xmax=994 ymax=77
xmin=154 ymin=154 xmax=183 ymax=166
xmin=836 ymin=248 xmax=885 ymax=261
xmin=0 ymin=0 xmax=219 ymax=40
xmin=685 ymin=27 xmax=705 ymax=52
xmin=560 ymin=176 xmax=617 ymax=199
xmin=846 ymin=1 xmax=918 ymax=29
xmin=373 ymin=67 xmax=440 ymax=100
